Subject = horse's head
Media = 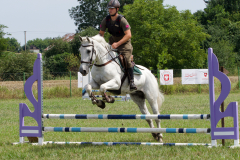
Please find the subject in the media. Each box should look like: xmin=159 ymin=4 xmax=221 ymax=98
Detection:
xmin=79 ymin=36 xmax=97 ymax=76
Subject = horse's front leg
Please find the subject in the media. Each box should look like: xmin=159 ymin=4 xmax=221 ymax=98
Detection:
xmin=85 ymin=80 xmax=105 ymax=109
xmin=100 ymin=78 xmax=120 ymax=103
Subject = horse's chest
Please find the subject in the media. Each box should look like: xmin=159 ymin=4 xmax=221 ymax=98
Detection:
xmin=92 ymin=73 xmax=110 ymax=84
xmin=91 ymin=66 xmax=118 ymax=84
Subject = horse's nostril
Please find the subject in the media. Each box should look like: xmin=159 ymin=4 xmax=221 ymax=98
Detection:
xmin=83 ymin=70 xmax=87 ymax=75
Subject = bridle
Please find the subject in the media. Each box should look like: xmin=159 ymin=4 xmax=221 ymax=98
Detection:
xmin=80 ymin=40 xmax=123 ymax=69
xmin=80 ymin=41 xmax=96 ymax=66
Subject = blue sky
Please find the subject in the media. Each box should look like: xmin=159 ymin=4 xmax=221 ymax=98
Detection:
xmin=0 ymin=0 xmax=207 ymax=46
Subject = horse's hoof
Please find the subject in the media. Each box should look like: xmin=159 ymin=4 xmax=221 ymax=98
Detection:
xmin=152 ymin=133 xmax=163 ymax=142
xmin=96 ymin=100 xmax=105 ymax=109
xmin=92 ymin=100 xmax=97 ymax=104
xmin=108 ymin=96 xmax=115 ymax=103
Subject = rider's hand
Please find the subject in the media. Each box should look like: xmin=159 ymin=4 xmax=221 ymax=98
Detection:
xmin=111 ymin=43 xmax=119 ymax=49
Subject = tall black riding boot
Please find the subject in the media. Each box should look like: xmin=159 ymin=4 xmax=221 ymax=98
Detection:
xmin=127 ymin=67 xmax=137 ymax=91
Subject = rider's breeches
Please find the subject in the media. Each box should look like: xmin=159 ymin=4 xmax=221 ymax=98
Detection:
xmin=109 ymin=36 xmax=133 ymax=68
xmin=117 ymin=43 xmax=133 ymax=68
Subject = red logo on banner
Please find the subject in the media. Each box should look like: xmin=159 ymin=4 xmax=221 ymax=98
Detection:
xmin=161 ymin=70 xmax=173 ymax=85
xmin=164 ymin=74 xmax=169 ymax=81
xmin=204 ymin=73 xmax=207 ymax=77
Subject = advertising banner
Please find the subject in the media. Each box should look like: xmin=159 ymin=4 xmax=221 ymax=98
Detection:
xmin=181 ymin=69 xmax=208 ymax=84
xmin=160 ymin=70 xmax=173 ymax=85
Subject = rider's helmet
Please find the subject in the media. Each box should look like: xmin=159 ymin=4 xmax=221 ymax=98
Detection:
xmin=107 ymin=0 xmax=120 ymax=9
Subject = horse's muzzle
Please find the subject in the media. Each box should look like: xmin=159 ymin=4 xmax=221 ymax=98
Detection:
xmin=79 ymin=64 xmax=89 ymax=76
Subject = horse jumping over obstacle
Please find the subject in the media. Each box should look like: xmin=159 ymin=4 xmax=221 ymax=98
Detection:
xmin=79 ymin=34 xmax=164 ymax=142
xmin=13 ymin=48 xmax=240 ymax=148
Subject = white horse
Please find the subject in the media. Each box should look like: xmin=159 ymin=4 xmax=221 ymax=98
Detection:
xmin=79 ymin=34 xmax=164 ymax=142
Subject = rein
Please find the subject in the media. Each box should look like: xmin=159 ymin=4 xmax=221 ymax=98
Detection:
xmin=94 ymin=52 xmax=121 ymax=67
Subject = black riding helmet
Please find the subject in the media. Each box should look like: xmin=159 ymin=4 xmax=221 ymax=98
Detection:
xmin=107 ymin=0 xmax=120 ymax=16
xmin=107 ymin=0 xmax=120 ymax=8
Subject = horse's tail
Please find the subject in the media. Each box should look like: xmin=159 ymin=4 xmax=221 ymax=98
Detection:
xmin=157 ymin=88 xmax=164 ymax=109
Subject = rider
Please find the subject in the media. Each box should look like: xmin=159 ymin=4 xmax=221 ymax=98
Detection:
xmin=99 ymin=0 xmax=137 ymax=91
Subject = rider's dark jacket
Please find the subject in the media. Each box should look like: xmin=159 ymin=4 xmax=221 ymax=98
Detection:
xmin=106 ymin=14 xmax=125 ymax=37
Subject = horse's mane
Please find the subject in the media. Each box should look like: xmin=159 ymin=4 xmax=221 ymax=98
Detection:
xmin=91 ymin=34 xmax=110 ymax=50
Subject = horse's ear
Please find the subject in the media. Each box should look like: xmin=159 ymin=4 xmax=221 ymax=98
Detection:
xmin=86 ymin=36 xmax=91 ymax=43
xmin=79 ymin=36 xmax=83 ymax=42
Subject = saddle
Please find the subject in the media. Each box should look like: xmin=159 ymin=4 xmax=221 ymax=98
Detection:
xmin=118 ymin=54 xmax=142 ymax=75
xmin=118 ymin=54 xmax=135 ymax=72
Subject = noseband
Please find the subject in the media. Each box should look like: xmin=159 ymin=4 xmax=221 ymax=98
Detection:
xmin=80 ymin=41 xmax=96 ymax=66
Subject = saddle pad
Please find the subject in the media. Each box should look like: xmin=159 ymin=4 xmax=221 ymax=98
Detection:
xmin=117 ymin=58 xmax=142 ymax=75
xmin=133 ymin=65 xmax=142 ymax=75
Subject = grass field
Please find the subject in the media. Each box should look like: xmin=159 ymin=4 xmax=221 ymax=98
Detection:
xmin=1 ymin=93 xmax=240 ymax=159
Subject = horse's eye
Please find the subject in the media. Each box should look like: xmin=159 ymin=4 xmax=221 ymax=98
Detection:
xmin=87 ymin=50 xmax=91 ymax=54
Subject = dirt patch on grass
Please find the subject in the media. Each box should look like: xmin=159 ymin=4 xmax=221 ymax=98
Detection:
xmin=0 ymin=80 xmax=78 ymax=90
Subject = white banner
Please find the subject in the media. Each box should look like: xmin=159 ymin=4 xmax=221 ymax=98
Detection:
xmin=181 ymin=69 xmax=208 ymax=84
xmin=82 ymin=73 xmax=91 ymax=88
xmin=78 ymin=72 xmax=83 ymax=88
xmin=160 ymin=70 xmax=173 ymax=85
xmin=78 ymin=69 xmax=92 ymax=88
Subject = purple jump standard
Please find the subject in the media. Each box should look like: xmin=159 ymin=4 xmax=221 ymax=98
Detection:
xmin=208 ymin=48 xmax=239 ymax=147
xmin=19 ymin=53 xmax=43 ymax=144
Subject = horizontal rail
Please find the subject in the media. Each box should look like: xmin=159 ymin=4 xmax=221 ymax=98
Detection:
xmin=36 ymin=141 xmax=211 ymax=146
xmin=42 ymin=114 xmax=210 ymax=120
xmin=94 ymin=95 xmax=126 ymax=98
xmin=43 ymin=127 xmax=211 ymax=133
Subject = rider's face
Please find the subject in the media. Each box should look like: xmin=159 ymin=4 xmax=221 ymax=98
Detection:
xmin=108 ymin=8 xmax=118 ymax=16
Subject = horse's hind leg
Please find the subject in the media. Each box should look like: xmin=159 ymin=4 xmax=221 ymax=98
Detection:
xmin=130 ymin=91 xmax=155 ymax=132
xmin=145 ymin=94 xmax=163 ymax=142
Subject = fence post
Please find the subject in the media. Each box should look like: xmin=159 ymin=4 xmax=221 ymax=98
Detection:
xmin=23 ymin=72 xmax=25 ymax=98
xmin=70 ymin=71 xmax=72 ymax=97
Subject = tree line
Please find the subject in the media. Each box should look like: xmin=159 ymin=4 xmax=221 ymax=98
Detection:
xmin=0 ymin=0 xmax=240 ymax=78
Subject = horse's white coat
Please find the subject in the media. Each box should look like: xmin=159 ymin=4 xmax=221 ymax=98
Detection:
xmin=79 ymin=34 xmax=164 ymax=142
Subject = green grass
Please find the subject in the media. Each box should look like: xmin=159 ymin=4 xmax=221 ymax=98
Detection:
xmin=1 ymin=93 xmax=240 ymax=159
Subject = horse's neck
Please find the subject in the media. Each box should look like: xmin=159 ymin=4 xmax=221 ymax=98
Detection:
xmin=95 ymin=44 xmax=117 ymax=65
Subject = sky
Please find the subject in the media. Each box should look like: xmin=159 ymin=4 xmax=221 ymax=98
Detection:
xmin=0 ymin=0 xmax=207 ymax=46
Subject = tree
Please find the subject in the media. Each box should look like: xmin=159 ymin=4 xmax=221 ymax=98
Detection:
xmin=69 ymin=0 xmax=108 ymax=31
xmin=27 ymin=38 xmax=52 ymax=53
xmin=118 ymin=0 xmax=134 ymax=13
xmin=69 ymin=0 xmax=134 ymax=31
xmin=44 ymin=52 xmax=71 ymax=73
xmin=0 ymin=51 xmax=37 ymax=80
xmin=193 ymin=0 xmax=240 ymax=68
xmin=124 ymin=0 xmax=208 ymax=70
xmin=44 ymin=38 xmax=71 ymax=58
xmin=64 ymin=53 xmax=80 ymax=71
xmin=6 ymin=37 xmax=21 ymax=52
xmin=0 ymin=24 xmax=8 ymax=55
xmin=207 ymin=0 xmax=240 ymax=14
xmin=70 ymin=26 xmax=99 ymax=58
